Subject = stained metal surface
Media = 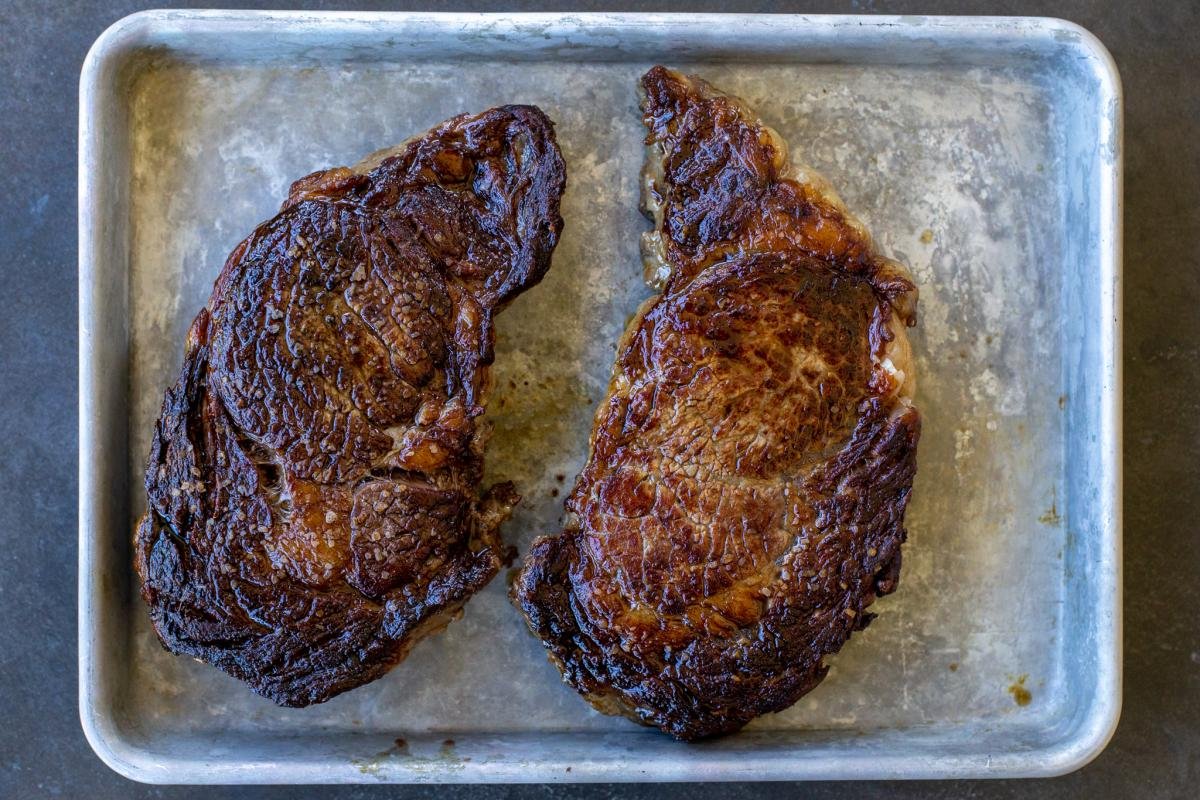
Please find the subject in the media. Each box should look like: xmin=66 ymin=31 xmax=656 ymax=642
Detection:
xmin=78 ymin=11 xmax=1121 ymax=783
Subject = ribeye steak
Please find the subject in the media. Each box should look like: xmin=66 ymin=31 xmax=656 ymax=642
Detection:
xmin=513 ymin=67 xmax=920 ymax=739
xmin=135 ymin=105 xmax=565 ymax=706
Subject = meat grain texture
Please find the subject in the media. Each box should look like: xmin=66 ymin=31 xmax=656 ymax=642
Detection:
xmin=514 ymin=67 xmax=921 ymax=740
xmin=134 ymin=106 xmax=565 ymax=706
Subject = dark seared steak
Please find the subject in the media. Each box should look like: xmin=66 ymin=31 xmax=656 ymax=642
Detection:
xmin=514 ymin=67 xmax=920 ymax=740
xmin=135 ymin=106 xmax=565 ymax=707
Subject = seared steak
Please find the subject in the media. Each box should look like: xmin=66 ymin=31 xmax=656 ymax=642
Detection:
xmin=514 ymin=67 xmax=920 ymax=739
xmin=135 ymin=106 xmax=565 ymax=706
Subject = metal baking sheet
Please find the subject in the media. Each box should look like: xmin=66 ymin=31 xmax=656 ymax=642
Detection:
xmin=78 ymin=11 xmax=1122 ymax=783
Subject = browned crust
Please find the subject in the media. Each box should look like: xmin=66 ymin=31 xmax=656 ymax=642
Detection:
xmin=134 ymin=105 xmax=565 ymax=707
xmin=513 ymin=67 xmax=921 ymax=740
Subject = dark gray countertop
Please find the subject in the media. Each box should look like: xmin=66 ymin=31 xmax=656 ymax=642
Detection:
xmin=2 ymin=1 xmax=1196 ymax=797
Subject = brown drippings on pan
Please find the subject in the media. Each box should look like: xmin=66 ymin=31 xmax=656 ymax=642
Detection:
xmin=919 ymin=229 xmax=934 ymax=244
xmin=352 ymin=735 xmax=467 ymax=776
xmin=490 ymin=372 xmax=591 ymax=460
xmin=948 ymin=662 xmax=958 ymax=672
xmin=1007 ymin=675 xmax=1032 ymax=707
xmin=1038 ymin=488 xmax=1062 ymax=526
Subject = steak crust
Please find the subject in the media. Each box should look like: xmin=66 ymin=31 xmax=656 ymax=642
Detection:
xmin=134 ymin=105 xmax=565 ymax=706
xmin=513 ymin=67 xmax=920 ymax=740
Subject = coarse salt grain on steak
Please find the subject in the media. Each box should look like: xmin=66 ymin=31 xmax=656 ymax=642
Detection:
xmin=513 ymin=67 xmax=920 ymax=740
xmin=134 ymin=105 xmax=565 ymax=706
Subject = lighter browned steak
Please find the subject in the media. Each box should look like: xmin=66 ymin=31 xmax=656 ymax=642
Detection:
xmin=514 ymin=67 xmax=920 ymax=740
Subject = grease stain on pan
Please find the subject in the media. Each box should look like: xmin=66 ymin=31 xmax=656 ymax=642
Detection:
xmin=351 ymin=737 xmax=467 ymax=780
xmin=1007 ymin=675 xmax=1033 ymax=707
xmin=1038 ymin=487 xmax=1063 ymax=526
